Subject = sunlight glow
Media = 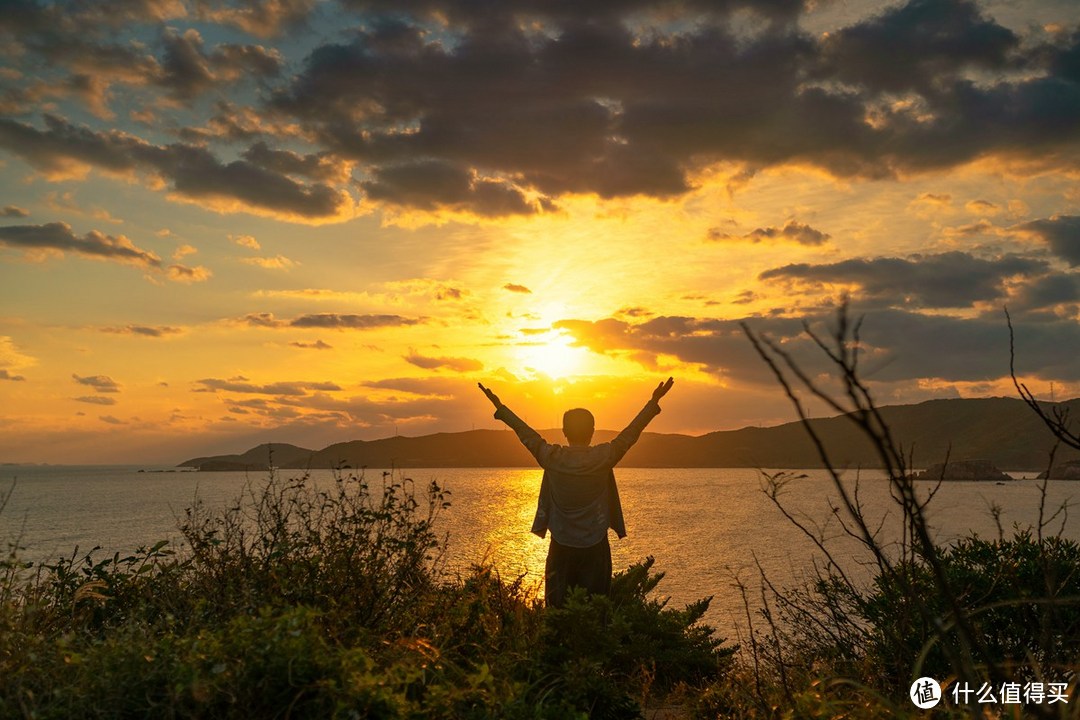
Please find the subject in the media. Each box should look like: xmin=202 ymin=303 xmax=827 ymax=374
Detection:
xmin=516 ymin=332 xmax=590 ymax=380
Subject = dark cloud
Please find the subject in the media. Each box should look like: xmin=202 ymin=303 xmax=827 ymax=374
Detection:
xmin=290 ymin=313 xmax=421 ymax=329
xmin=708 ymin=220 xmax=831 ymax=246
xmin=759 ymin=252 xmax=1047 ymax=308
xmin=362 ymin=376 xmax=460 ymax=397
xmin=3 ymin=0 xmax=1080 ymax=216
xmin=74 ymin=395 xmax=118 ymax=405
xmin=0 ymin=222 xmax=161 ymax=268
xmin=555 ymin=307 xmax=1080 ymax=386
xmin=242 ymin=141 xmax=347 ymax=181
xmin=1020 ymin=215 xmax=1080 ymax=266
xmin=290 ymin=339 xmax=333 ymax=349
xmin=166 ymin=263 xmax=212 ymax=283
xmin=195 ymin=377 xmax=342 ymax=395
xmin=0 ymin=116 xmax=350 ymax=222
xmin=240 ymin=312 xmax=285 ymax=327
xmin=403 ymin=350 xmax=483 ymax=372
xmin=2 ymin=206 xmax=29 ymax=218
xmin=361 ymin=160 xmax=547 ymax=216
xmin=73 ymin=373 xmax=121 ymax=393
xmin=100 ymin=325 xmax=184 ymax=337
xmin=99 ymin=415 xmax=126 ymax=424
xmin=1009 ymin=273 xmax=1080 ymax=313
xmin=192 ymin=0 xmax=318 ymax=38
xmin=504 ymin=283 xmax=532 ymax=293
xmin=0 ymin=369 xmax=25 ymax=381
xmin=818 ymin=0 xmax=1019 ymax=95
xmin=157 ymin=28 xmax=283 ymax=102
xmin=338 ymin=0 xmax=809 ymax=26
xmin=256 ymin=0 xmax=1080 ymax=211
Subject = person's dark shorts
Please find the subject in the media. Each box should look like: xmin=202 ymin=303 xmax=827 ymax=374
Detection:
xmin=544 ymin=536 xmax=612 ymax=607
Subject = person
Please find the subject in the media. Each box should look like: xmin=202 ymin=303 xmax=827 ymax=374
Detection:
xmin=477 ymin=378 xmax=674 ymax=607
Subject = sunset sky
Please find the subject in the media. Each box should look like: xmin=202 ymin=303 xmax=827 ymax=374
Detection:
xmin=2 ymin=0 xmax=1080 ymax=464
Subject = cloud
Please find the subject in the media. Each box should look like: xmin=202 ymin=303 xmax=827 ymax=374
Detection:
xmin=0 ymin=115 xmax=354 ymax=223
xmin=44 ymin=191 xmax=122 ymax=223
xmin=0 ymin=222 xmax=160 ymax=268
xmin=4 ymin=0 xmax=1080 ymax=219
xmin=255 ymin=0 xmax=1080 ymax=213
xmin=238 ymin=309 xmax=426 ymax=332
xmin=195 ymin=377 xmax=342 ymax=395
xmin=2 ymin=206 xmax=28 ymax=218
xmin=503 ymin=283 xmax=532 ymax=294
xmin=290 ymin=340 xmax=332 ymax=350
xmin=289 ymin=313 xmax=422 ymax=329
xmin=1009 ymin=273 xmax=1080 ymax=312
xmin=361 ymin=160 xmax=550 ymax=217
xmin=1019 ymin=215 xmax=1080 ymax=266
xmin=100 ymin=325 xmax=183 ymax=337
xmin=155 ymin=28 xmax=283 ymax=102
xmin=75 ymin=395 xmax=118 ymax=405
xmin=403 ymin=350 xmax=483 ymax=372
xmin=241 ymin=254 xmax=298 ymax=269
xmin=166 ymin=263 xmax=212 ymax=283
xmin=172 ymin=244 xmax=197 ymax=259
xmin=0 ymin=337 xmax=35 ymax=371
xmin=98 ymin=415 xmax=126 ymax=424
xmin=241 ymin=141 xmax=351 ymax=182
xmin=192 ymin=0 xmax=318 ymax=38
xmin=555 ymin=306 xmax=1080 ymax=386
xmin=240 ymin=312 xmax=286 ymax=327
xmin=708 ymin=220 xmax=831 ymax=246
xmin=759 ymin=252 xmax=1047 ymax=308
xmin=0 ymin=369 xmax=25 ymax=381
xmin=818 ymin=0 xmax=1019 ymax=96
xmin=73 ymin=373 xmax=121 ymax=393
xmin=966 ymin=199 xmax=1000 ymax=215
xmin=229 ymin=233 xmax=261 ymax=250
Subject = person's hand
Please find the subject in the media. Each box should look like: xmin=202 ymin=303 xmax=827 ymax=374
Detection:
xmin=651 ymin=377 xmax=674 ymax=403
xmin=478 ymin=382 xmax=502 ymax=408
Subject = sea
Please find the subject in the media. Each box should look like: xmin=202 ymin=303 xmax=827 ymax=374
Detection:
xmin=2 ymin=464 xmax=1077 ymax=636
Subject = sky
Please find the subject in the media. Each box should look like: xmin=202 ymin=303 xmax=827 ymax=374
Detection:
xmin=2 ymin=0 xmax=1080 ymax=464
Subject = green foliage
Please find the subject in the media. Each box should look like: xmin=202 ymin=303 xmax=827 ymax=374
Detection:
xmin=0 ymin=473 xmax=732 ymax=718
xmin=860 ymin=530 xmax=1080 ymax=685
xmin=744 ymin=529 xmax=1080 ymax=715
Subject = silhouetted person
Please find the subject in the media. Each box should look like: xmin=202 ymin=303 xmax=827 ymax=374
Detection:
xmin=478 ymin=378 xmax=674 ymax=607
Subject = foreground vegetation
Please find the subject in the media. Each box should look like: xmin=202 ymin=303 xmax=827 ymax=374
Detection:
xmin=0 ymin=473 xmax=734 ymax=719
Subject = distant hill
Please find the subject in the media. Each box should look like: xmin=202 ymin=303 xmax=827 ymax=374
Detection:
xmin=179 ymin=442 xmax=315 ymax=471
xmin=178 ymin=397 xmax=1080 ymax=472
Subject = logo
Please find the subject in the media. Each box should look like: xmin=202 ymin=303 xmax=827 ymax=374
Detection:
xmin=911 ymin=677 xmax=942 ymax=709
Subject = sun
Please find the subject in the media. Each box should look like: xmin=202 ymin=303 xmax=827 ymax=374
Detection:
xmin=517 ymin=332 xmax=589 ymax=380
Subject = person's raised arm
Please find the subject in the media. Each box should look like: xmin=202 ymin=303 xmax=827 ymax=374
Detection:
xmin=651 ymin=377 xmax=675 ymax=405
xmin=607 ymin=377 xmax=674 ymax=463
xmin=478 ymin=382 xmax=502 ymax=410
xmin=478 ymin=382 xmax=552 ymax=465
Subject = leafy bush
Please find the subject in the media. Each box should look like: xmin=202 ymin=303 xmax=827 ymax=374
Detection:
xmin=860 ymin=530 xmax=1080 ymax=685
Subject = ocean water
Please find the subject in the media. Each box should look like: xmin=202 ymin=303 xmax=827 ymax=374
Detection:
xmin=2 ymin=464 xmax=1076 ymax=632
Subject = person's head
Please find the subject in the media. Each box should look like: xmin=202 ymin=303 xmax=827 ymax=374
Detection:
xmin=562 ymin=408 xmax=595 ymax=445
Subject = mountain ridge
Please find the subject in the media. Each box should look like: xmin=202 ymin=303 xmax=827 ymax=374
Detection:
xmin=177 ymin=396 xmax=1080 ymax=472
